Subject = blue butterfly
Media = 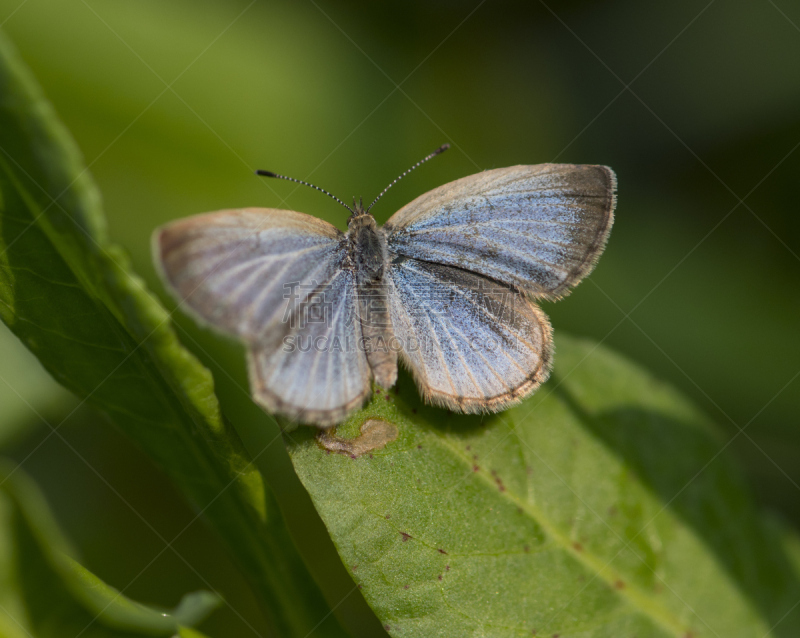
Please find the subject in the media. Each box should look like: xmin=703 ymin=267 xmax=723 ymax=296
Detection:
xmin=154 ymin=146 xmax=616 ymax=427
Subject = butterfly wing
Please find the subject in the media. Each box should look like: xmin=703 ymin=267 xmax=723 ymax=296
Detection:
xmin=154 ymin=208 xmax=371 ymax=426
xmin=247 ymin=266 xmax=372 ymax=426
xmin=384 ymin=164 xmax=616 ymax=299
xmin=387 ymin=257 xmax=552 ymax=413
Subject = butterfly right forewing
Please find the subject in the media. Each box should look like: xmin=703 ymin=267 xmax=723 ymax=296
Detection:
xmin=384 ymin=164 xmax=616 ymax=299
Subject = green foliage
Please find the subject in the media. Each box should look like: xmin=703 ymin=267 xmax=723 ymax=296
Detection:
xmin=288 ymin=336 xmax=800 ymax=637
xmin=0 ymin=30 xmax=343 ymax=638
xmin=1 ymin=11 xmax=799 ymax=638
xmin=0 ymin=460 xmax=219 ymax=637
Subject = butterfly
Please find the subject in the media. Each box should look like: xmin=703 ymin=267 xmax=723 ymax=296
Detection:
xmin=153 ymin=145 xmax=616 ymax=427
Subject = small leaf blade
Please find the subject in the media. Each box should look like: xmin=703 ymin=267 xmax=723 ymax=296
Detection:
xmin=0 ymin=460 xmax=220 ymax=637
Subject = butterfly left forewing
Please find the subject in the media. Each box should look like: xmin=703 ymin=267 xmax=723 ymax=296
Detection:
xmin=155 ymin=208 xmax=345 ymax=341
xmin=155 ymin=208 xmax=371 ymax=427
xmin=387 ymin=256 xmax=552 ymax=413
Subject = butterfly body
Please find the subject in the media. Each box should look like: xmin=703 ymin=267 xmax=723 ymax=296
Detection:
xmin=346 ymin=207 xmax=397 ymax=390
xmin=347 ymin=207 xmax=388 ymax=285
xmin=155 ymin=163 xmax=616 ymax=427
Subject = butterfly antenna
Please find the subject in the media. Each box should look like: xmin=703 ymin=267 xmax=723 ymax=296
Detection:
xmin=256 ymin=170 xmax=355 ymax=215
xmin=367 ymin=143 xmax=450 ymax=212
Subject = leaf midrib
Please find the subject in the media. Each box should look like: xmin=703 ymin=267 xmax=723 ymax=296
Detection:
xmin=433 ymin=428 xmax=689 ymax=637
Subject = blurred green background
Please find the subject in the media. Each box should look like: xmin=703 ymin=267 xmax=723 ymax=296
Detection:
xmin=1 ymin=0 xmax=799 ymax=636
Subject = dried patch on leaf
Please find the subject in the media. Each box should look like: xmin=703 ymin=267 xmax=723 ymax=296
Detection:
xmin=316 ymin=418 xmax=399 ymax=457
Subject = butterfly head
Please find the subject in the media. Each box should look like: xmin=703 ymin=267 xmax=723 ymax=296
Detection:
xmin=347 ymin=199 xmax=378 ymax=232
xmin=349 ymin=197 xmax=371 ymax=221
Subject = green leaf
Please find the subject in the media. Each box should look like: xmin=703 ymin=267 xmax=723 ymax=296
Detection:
xmin=0 ymin=460 xmax=219 ymax=637
xmin=0 ymin=31 xmax=344 ymax=638
xmin=288 ymin=334 xmax=800 ymax=637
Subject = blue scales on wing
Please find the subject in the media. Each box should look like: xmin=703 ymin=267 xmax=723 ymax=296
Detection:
xmin=387 ymin=257 xmax=552 ymax=413
xmin=384 ymin=164 xmax=616 ymax=299
xmin=156 ymin=208 xmax=371 ymax=426
xmin=382 ymin=164 xmax=616 ymax=411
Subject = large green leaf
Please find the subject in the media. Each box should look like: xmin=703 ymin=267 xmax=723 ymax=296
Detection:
xmin=0 ymin=460 xmax=219 ymax=637
xmin=0 ymin=30 xmax=344 ymax=638
xmin=288 ymin=335 xmax=800 ymax=637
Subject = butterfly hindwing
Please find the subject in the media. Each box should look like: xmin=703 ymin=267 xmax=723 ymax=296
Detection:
xmin=156 ymin=208 xmax=371 ymax=426
xmin=387 ymin=256 xmax=552 ymax=413
xmin=248 ymin=267 xmax=372 ymax=427
xmin=384 ymin=164 xmax=616 ymax=299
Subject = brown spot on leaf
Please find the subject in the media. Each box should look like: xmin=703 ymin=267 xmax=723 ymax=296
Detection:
xmin=445 ymin=564 xmax=450 ymax=571
xmin=417 ymin=444 xmax=423 ymax=450
xmin=316 ymin=419 xmax=398 ymax=457
xmin=473 ymin=465 xmax=480 ymax=472
xmin=400 ymin=532 xmax=413 ymax=542
xmin=524 ymin=545 xmax=530 ymax=553
xmin=437 ymin=574 xmax=442 ymax=581
xmin=404 ymin=584 xmax=409 ymax=589
xmin=385 ymin=514 xmax=391 ymax=519
xmin=351 ymin=565 xmax=357 ymax=571
xmin=437 ymin=548 xmax=448 ymax=554
xmin=572 ymin=542 xmax=583 ymax=552
xmin=614 ymin=579 xmax=625 ymax=590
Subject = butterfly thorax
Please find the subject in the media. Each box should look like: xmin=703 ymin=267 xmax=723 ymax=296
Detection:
xmin=347 ymin=211 xmax=388 ymax=285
